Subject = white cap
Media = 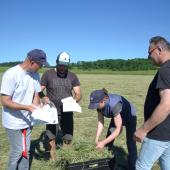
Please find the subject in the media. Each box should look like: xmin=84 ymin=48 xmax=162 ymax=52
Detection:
xmin=56 ymin=52 xmax=70 ymax=66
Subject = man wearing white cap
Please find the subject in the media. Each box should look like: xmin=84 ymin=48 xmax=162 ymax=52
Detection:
xmin=40 ymin=52 xmax=81 ymax=160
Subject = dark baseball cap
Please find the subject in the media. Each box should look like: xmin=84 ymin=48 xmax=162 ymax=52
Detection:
xmin=88 ymin=90 xmax=106 ymax=109
xmin=27 ymin=49 xmax=48 ymax=66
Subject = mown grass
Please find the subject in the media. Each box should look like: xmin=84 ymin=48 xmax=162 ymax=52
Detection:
xmin=0 ymin=73 xmax=160 ymax=170
xmin=68 ymin=68 xmax=157 ymax=75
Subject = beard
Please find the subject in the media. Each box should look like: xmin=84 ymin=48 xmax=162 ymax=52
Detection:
xmin=56 ymin=67 xmax=68 ymax=78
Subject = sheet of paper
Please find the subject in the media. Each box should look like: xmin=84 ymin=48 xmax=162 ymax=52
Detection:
xmin=61 ymin=96 xmax=76 ymax=103
xmin=31 ymin=104 xmax=58 ymax=125
xmin=61 ymin=97 xmax=82 ymax=113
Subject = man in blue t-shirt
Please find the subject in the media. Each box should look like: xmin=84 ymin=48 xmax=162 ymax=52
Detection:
xmin=134 ymin=36 xmax=170 ymax=170
xmin=88 ymin=88 xmax=137 ymax=170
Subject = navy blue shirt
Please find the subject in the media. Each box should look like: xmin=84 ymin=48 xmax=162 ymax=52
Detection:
xmin=98 ymin=94 xmax=136 ymax=125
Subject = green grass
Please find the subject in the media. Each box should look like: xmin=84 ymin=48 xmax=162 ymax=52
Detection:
xmin=0 ymin=74 xmax=160 ymax=169
xmin=69 ymin=68 xmax=157 ymax=75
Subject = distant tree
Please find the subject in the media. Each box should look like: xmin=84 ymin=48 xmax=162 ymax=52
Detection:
xmin=73 ymin=58 xmax=157 ymax=71
xmin=0 ymin=58 xmax=157 ymax=71
xmin=0 ymin=61 xmax=22 ymax=67
xmin=0 ymin=61 xmax=51 ymax=68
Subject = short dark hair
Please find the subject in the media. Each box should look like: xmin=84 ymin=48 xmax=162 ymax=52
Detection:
xmin=149 ymin=36 xmax=170 ymax=51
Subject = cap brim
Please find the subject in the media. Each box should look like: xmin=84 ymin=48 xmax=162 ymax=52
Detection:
xmin=88 ymin=103 xmax=99 ymax=109
xmin=58 ymin=61 xmax=69 ymax=66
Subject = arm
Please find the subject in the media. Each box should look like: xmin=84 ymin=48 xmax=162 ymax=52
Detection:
xmin=41 ymin=85 xmax=46 ymax=91
xmin=40 ymin=72 xmax=50 ymax=103
xmin=95 ymin=111 xmax=104 ymax=144
xmin=40 ymin=85 xmax=50 ymax=103
xmin=134 ymin=88 xmax=170 ymax=142
xmin=96 ymin=113 xmax=122 ymax=149
xmin=1 ymin=94 xmax=36 ymax=112
xmin=32 ymin=92 xmax=40 ymax=106
xmin=72 ymin=86 xmax=82 ymax=102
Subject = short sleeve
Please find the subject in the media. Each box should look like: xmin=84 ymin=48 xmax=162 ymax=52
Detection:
xmin=41 ymin=71 xmax=48 ymax=86
xmin=34 ymin=74 xmax=41 ymax=93
xmin=0 ymin=70 xmax=16 ymax=96
xmin=111 ymin=102 xmax=122 ymax=117
xmin=157 ymin=65 xmax=170 ymax=89
xmin=71 ymin=73 xmax=80 ymax=87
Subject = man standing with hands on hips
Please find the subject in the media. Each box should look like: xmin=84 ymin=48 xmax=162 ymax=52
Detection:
xmin=134 ymin=36 xmax=170 ymax=170
xmin=0 ymin=49 xmax=48 ymax=170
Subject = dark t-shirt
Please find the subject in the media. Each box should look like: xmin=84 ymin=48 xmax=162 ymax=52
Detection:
xmin=144 ymin=60 xmax=170 ymax=141
xmin=41 ymin=69 xmax=80 ymax=113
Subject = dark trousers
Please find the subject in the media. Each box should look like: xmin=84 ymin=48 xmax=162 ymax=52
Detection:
xmin=60 ymin=112 xmax=74 ymax=137
xmin=46 ymin=112 xmax=74 ymax=140
xmin=106 ymin=116 xmax=137 ymax=170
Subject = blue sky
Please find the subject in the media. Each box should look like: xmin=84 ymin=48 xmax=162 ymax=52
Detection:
xmin=0 ymin=0 xmax=170 ymax=66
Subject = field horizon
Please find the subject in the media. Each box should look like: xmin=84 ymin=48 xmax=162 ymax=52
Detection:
xmin=0 ymin=66 xmax=157 ymax=75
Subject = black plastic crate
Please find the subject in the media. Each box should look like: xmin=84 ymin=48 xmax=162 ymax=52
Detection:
xmin=66 ymin=157 xmax=116 ymax=170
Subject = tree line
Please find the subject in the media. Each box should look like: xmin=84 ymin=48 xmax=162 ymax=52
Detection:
xmin=70 ymin=58 xmax=157 ymax=71
xmin=0 ymin=58 xmax=157 ymax=71
xmin=0 ymin=61 xmax=22 ymax=67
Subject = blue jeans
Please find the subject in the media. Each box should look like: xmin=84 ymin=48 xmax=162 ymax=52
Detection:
xmin=136 ymin=137 xmax=170 ymax=170
xmin=6 ymin=127 xmax=32 ymax=170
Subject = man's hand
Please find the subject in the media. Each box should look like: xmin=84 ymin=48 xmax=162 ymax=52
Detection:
xmin=134 ymin=127 xmax=147 ymax=143
xmin=27 ymin=105 xmax=37 ymax=113
xmin=96 ymin=141 xmax=105 ymax=150
xmin=42 ymin=96 xmax=50 ymax=104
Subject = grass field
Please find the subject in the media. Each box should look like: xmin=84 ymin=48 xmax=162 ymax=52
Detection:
xmin=0 ymin=73 xmax=160 ymax=170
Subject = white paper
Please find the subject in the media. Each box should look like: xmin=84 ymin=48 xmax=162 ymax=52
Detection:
xmin=31 ymin=103 xmax=58 ymax=125
xmin=61 ymin=97 xmax=82 ymax=113
xmin=61 ymin=97 xmax=76 ymax=103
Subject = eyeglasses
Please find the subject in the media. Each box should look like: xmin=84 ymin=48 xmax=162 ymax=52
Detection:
xmin=148 ymin=47 xmax=157 ymax=59
xmin=148 ymin=47 xmax=157 ymax=56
